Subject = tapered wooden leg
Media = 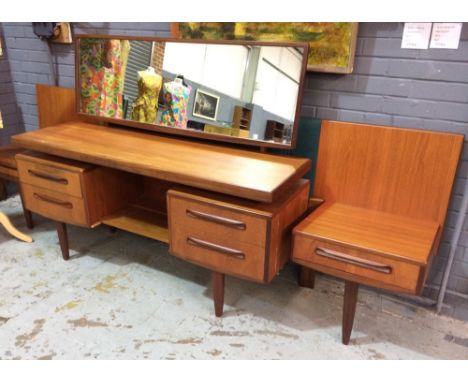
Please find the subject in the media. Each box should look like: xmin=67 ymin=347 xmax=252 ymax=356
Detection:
xmin=19 ymin=192 xmax=34 ymax=229
xmin=212 ymin=272 xmax=225 ymax=317
xmin=56 ymin=222 xmax=69 ymax=261
xmin=23 ymin=208 xmax=34 ymax=229
xmin=298 ymin=266 xmax=315 ymax=289
xmin=0 ymin=180 xmax=6 ymax=201
xmin=342 ymin=281 xmax=359 ymax=345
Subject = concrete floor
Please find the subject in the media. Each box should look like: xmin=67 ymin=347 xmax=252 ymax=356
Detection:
xmin=1 ymin=195 xmax=468 ymax=360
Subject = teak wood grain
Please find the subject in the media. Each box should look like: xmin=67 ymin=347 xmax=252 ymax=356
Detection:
xmin=36 ymin=84 xmax=75 ymax=129
xmin=315 ymin=120 xmax=464 ymax=225
xmin=21 ymin=183 xmax=89 ymax=226
xmin=17 ymin=152 xmax=141 ymax=228
xmin=168 ymin=179 xmax=309 ymax=283
xmin=292 ymin=120 xmax=464 ymax=344
xmin=294 ymin=203 xmax=439 ymax=265
xmin=293 ymin=233 xmax=430 ymax=294
xmin=17 ymin=153 xmax=88 ymax=198
xmin=12 ymin=121 xmax=311 ymax=203
xmin=0 ymin=146 xmax=22 ymax=181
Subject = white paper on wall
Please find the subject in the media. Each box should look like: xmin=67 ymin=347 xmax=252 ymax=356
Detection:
xmin=430 ymin=23 xmax=463 ymax=49
xmin=401 ymin=23 xmax=432 ymax=49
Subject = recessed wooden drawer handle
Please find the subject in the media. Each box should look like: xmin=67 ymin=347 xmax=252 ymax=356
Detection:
xmin=315 ymin=247 xmax=392 ymax=274
xmin=187 ymin=236 xmax=246 ymax=260
xmin=186 ymin=209 xmax=246 ymax=230
xmin=28 ymin=169 xmax=69 ymax=185
xmin=33 ymin=193 xmax=73 ymax=209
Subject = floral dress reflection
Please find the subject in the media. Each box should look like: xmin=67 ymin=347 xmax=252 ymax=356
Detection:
xmin=160 ymin=77 xmax=191 ymax=129
xmin=80 ymin=38 xmax=130 ymax=119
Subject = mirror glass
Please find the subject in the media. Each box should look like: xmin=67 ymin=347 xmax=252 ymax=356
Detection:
xmin=78 ymin=37 xmax=307 ymax=148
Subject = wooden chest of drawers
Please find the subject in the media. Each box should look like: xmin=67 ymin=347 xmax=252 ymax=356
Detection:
xmin=17 ymin=151 xmax=140 ymax=228
xmin=17 ymin=152 xmax=98 ymax=227
xmin=168 ymin=179 xmax=310 ymax=283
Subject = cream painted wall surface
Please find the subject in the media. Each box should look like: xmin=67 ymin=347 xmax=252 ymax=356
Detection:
xmin=0 ymin=22 xmax=467 ymax=319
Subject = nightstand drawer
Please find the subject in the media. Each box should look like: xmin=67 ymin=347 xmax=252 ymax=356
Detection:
xmin=292 ymin=236 xmax=424 ymax=294
xmin=21 ymin=183 xmax=89 ymax=226
xmin=167 ymin=191 xmax=268 ymax=248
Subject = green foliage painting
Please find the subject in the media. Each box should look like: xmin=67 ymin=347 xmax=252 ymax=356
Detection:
xmin=173 ymin=22 xmax=358 ymax=74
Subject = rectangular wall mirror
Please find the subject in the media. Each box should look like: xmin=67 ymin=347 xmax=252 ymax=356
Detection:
xmin=76 ymin=35 xmax=308 ymax=149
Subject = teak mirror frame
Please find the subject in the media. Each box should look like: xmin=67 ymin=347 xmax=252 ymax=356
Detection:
xmin=75 ymin=34 xmax=309 ymax=150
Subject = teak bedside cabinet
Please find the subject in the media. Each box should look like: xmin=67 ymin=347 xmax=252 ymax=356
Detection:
xmin=292 ymin=120 xmax=464 ymax=345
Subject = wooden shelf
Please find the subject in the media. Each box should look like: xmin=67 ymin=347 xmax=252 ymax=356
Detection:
xmin=232 ymin=106 xmax=252 ymax=131
xmin=102 ymin=204 xmax=169 ymax=243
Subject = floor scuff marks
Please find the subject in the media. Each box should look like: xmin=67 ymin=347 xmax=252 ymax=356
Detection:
xmin=1 ymin=195 xmax=468 ymax=359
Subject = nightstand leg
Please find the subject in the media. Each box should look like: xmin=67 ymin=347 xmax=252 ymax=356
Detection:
xmin=56 ymin=222 xmax=69 ymax=261
xmin=213 ymin=272 xmax=225 ymax=317
xmin=298 ymin=266 xmax=315 ymax=289
xmin=342 ymin=280 xmax=359 ymax=345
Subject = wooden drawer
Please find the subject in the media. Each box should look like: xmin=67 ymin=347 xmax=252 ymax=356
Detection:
xmin=168 ymin=180 xmax=309 ymax=283
xmin=168 ymin=192 xmax=268 ymax=248
xmin=292 ymin=235 xmax=424 ymax=294
xmin=17 ymin=154 xmax=85 ymax=198
xmin=21 ymin=183 xmax=89 ymax=226
xmin=168 ymin=190 xmax=270 ymax=282
xmin=170 ymin=225 xmax=266 ymax=282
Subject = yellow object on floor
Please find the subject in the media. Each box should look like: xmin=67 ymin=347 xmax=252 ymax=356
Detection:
xmin=0 ymin=211 xmax=32 ymax=242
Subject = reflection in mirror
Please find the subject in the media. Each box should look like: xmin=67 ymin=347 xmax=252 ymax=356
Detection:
xmin=78 ymin=37 xmax=306 ymax=147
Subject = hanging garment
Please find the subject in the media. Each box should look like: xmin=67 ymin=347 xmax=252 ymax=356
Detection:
xmin=80 ymin=39 xmax=130 ymax=118
xmin=131 ymin=71 xmax=162 ymax=124
xmin=160 ymin=80 xmax=191 ymax=129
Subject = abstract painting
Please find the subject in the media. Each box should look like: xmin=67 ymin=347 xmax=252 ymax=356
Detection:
xmin=172 ymin=22 xmax=358 ymax=74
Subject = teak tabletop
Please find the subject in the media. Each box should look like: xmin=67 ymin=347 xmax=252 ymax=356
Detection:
xmin=12 ymin=121 xmax=311 ymax=203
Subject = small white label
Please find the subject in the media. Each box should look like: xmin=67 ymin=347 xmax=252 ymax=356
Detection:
xmin=401 ymin=23 xmax=432 ymax=49
xmin=430 ymin=23 xmax=463 ymax=49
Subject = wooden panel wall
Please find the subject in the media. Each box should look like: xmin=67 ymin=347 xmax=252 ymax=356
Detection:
xmin=314 ymin=120 xmax=464 ymax=226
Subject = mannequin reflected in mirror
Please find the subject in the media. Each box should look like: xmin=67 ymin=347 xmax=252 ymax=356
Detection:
xmin=160 ymin=75 xmax=191 ymax=129
xmin=131 ymin=66 xmax=162 ymax=124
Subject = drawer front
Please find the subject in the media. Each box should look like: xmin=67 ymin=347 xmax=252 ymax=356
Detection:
xmin=21 ymin=183 xmax=89 ymax=226
xmin=170 ymin=226 xmax=266 ymax=282
xmin=292 ymin=235 xmax=423 ymax=293
xmin=17 ymin=158 xmax=83 ymax=198
xmin=168 ymin=194 xmax=268 ymax=248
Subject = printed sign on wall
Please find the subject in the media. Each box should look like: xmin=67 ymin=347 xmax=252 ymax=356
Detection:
xmin=401 ymin=23 xmax=432 ymax=49
xmin=430 ymin=23 xmax=463 ymax=49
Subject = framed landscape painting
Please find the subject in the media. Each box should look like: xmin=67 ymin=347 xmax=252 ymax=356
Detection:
xmin=171 ymin=22 xmax=358 ymax=74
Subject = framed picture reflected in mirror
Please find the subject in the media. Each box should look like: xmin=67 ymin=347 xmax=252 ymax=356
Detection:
xmin=193 ymin=89 xmax=219 ymax=121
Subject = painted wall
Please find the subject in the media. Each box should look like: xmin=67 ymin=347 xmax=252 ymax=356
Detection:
xmin=0 ymin=22 xmax=467 ymax=319
xmin=0 ymin=24 xmax=22 ymax=146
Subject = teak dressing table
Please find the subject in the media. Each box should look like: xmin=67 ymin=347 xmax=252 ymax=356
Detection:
xmin=12 ymin=84 xmax=311 ymax=317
